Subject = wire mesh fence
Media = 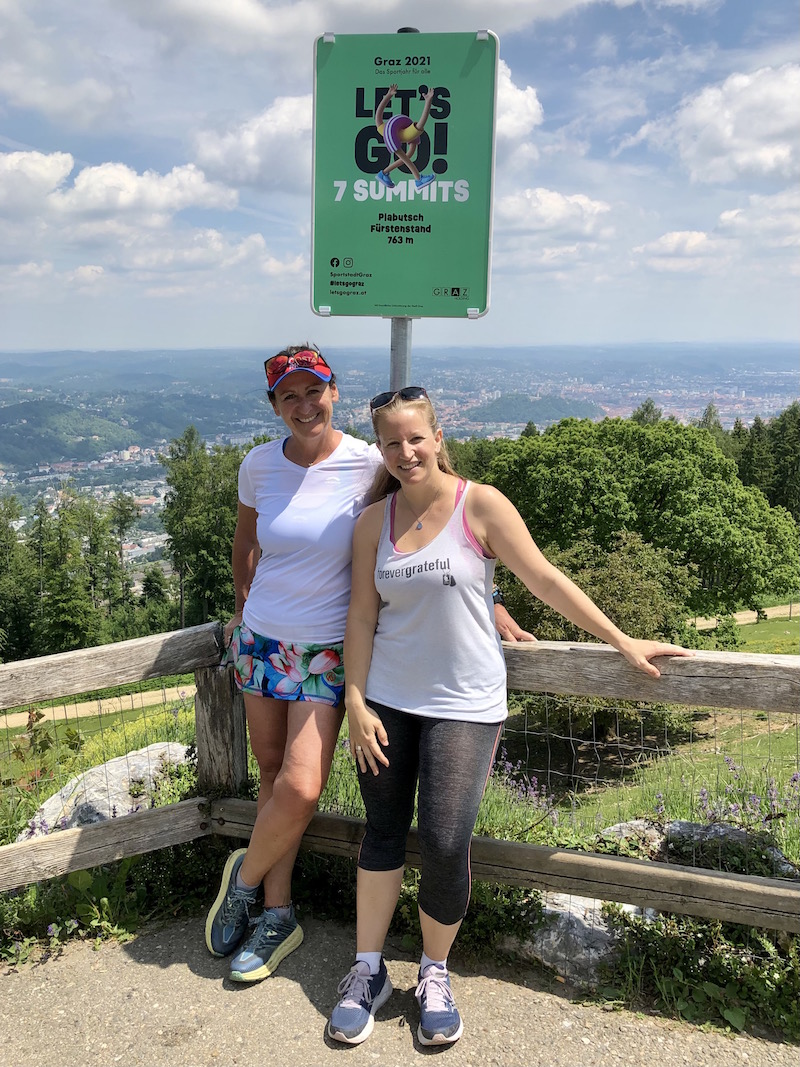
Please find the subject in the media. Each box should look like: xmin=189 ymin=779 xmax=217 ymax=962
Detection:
xmin=0 ymin=677 xmax=197 ymax=846
xmin=494 ymin=690 xmax=800 ymax=878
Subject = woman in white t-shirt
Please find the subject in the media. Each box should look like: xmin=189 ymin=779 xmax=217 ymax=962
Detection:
xmin=204 ymin=347 xmax=535 ymax=985
xmin=204 ymin=345 xmax=381 ymax=981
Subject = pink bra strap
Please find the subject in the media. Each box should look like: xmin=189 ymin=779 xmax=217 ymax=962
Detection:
xmin=389 ymin=492 xmax=398 ymax=547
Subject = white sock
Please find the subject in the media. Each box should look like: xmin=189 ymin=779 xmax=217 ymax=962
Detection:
xmin=235 ymin=869 xmax=259 ymax=893
xmin=421 ymin=952 xmax=447 ymax=974
xmin=355 ymin=951 xmax=383 ymax=975
xmin=266 ymin=904 xmax=293 ymax=920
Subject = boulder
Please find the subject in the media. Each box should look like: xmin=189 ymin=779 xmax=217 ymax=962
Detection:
xmin=17 ymin=742 xmax=190 ymax=840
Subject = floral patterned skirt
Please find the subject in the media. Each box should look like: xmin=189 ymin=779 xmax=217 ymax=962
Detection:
xmin=225 ymin=624 xmax=344 ymax=706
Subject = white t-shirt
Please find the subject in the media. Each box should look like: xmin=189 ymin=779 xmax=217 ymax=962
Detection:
xmin=239 ymin=434 xmax=382 ymax=645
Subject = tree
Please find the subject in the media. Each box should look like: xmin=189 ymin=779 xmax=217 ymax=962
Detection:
xmin=161 ymin=427 xmax=244 ymax=626
xmin=486 ymin=417 xmax=799 ymax=615
xmin=631 ymin=398 xmax=662 ymax=425
xmin=694 ymin=402 xmax=734 ymax=458
xmin=738 ymin=415 xmax=775 ymax=499
xmin=520 ymin=420 xmax=539 ymax=438
xmin=37 ymin=488 xmax=104 ymax=653
xmin=161 ymin=427 xmax=208 ymax=627
xmin=767 ymin=401 xmax=800 ymax=522
xmin=0 ymin=497 xmax=37 ymax=661
xmin=446 ymin=436 xmax=511 ymax=483
xmin=499 ymin=531 xmax=698 ymax=643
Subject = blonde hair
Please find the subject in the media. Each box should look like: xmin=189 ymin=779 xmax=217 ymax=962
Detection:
xmin=368 ymin=392 xmax=458 ymax=504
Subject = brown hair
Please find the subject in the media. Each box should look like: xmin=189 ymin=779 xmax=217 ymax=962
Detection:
xmin=265 ymin=342 xmax=337 ymax=402
xmin=368 ymin=391 xmax=458 ymax=504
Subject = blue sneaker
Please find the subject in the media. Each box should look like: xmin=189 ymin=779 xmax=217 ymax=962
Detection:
xmin=377 ymin=170 xmax=395 ymax=189
xmin=205 ymin=848 xmax=258 ymax=957
xmin=415 ymin=174 xmax=435 ymax=190
xmin=327 ymin=959 xmax=393 ymax=1044
xmin=229 ymin=905 xmax=304 ymax=982
xmin=415 ymin=965 xmax=463 ymax=1045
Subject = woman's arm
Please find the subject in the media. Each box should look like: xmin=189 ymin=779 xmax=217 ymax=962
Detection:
xmin=467 ymin=485 xmax=693 ymax=677
xmin=344 ymin=505 xmax=390 ymax=774
xmin=224 ymin=501 xmax=260 ymax=645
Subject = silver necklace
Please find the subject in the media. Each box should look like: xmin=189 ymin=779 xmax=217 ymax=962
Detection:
xmin=406 ymin=482 xmax=443 ymax=530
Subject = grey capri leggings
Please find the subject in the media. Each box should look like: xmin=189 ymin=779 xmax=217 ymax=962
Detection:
xmin=357 ymin=702 xmax=502 ymax=926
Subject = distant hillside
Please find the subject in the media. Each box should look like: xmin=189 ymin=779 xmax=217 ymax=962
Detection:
xmin=467 ymin=394 xmax=603 ymax=425
xmin=0 ymin=392 xmax=252 ymax=468
xmin=0 ymin=400 xmax=138 ymax=467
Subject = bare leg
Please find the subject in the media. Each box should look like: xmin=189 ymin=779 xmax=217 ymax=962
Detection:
xmin=245 ymin=694 xmax=294 ymax=904
xmin=239 ymin=697 xmax=344 ymax=890
xmin=355 ymin=867 xmax=404 ymax=952
xmin=419 ymin=906 xmax=462 ymax=962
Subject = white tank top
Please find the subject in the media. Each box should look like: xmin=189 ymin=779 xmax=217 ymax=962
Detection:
xmin=366 ymin=481 xmax=508 ymax=723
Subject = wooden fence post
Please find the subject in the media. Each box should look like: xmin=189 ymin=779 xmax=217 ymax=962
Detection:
xmin=194 ymin=657 xmax=249 ymax=796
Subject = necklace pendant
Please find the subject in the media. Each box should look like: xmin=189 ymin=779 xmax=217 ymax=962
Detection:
xmin=416 ymin=521 xmax=423 ymax=530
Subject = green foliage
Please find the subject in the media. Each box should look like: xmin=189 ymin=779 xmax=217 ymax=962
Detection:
xmin=0 ymin=837 xmax=232 ymax=965
xmin=0 ymin=399 xmax=139 ymax=467
xmin=603 ymin=910 xmax=800 ymax=1040
xmin=499 ymin=531 xmax=698 ymax=643
xmin=485 ymin=416 xmax=799 ymax=616
xmin=160 ymin=427 xmax=243 ymax=625
xmin=631 ymin=398 xmax=662 ymax=425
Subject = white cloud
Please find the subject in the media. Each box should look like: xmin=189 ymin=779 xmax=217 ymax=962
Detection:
xmin=0 ymin=151 xmax=74 ymax=212
xmin=627 ymin=64 xmax=800 ymax=182
xmin=66 ymin=264 xmax=106 ymax=288
xmin=195 ymin=96 xmax=313 ymax=189
xmin=495 ymin=60 xmax=544 ymax=141
xmin=114 ymin=0 xmax=602 ymax=56
xmin=718 ymin=188 xmax=800 ymax=249
xmin=0 ymin=0 xmax=129 ymax=127
xmin=48 ymin=163 xmax=237 ymax=224
xmin=632 ymin=230 xmax=731 ymax=272
xmin=495 ymin=187 xmax=612 ymax=238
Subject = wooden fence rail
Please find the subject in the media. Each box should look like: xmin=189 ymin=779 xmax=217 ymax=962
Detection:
xmin=1 ymin=624 xmax=799 ymax=931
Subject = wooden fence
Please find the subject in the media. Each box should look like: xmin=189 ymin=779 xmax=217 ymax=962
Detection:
xmin=1 ymin=623 xmax=798 ymax=932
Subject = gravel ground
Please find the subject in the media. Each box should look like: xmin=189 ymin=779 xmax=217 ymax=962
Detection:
xmin=0 ymin=915 xmax=795 ymax=1067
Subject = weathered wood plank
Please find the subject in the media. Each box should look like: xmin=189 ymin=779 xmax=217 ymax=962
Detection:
xmin=210 ymin=802 xmax=800 ymax=933
xmin=2 ymin=630 xmax=796 ymax=717
xmin=0 ymin=624 xmax=224 ymax=712
xmin=503 ymin=642 xmax=800 ymax=715
xmin=195 ymin=666 xmax=249 ymax=795
xmin=0 ymin=799 xmax=211 ymax=891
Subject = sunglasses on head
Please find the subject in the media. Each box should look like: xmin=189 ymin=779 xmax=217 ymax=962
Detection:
xmin=369 ymin=386 xmax=429 ymax=412
xmin=264 ymin=349 xmax=331 ymax=390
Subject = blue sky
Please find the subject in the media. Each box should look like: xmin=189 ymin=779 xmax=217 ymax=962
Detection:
xmin=0 ymin=0 xmax=797 ymax=351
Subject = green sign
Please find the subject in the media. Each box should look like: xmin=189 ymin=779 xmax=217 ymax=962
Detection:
xmin=311 ymin=31 xmax=498 ymax=319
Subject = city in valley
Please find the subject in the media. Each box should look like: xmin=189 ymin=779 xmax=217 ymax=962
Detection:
xmin=1 ymin=343 xmax=797 ymax=569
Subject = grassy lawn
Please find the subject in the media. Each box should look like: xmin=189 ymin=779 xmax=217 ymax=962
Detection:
xmin=737 ymin=615 xmax=799 ymax=654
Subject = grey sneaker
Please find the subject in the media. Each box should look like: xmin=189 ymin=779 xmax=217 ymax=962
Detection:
xmin=204 ymin=848 xmax=258 ymax=957
xmin=415 ymin=964 xmax=464 ymax=1045
xmin=328 ymin=959 xmax=393 ymax=1044
xmin=229 ymin=905 xmax=304 ymax=982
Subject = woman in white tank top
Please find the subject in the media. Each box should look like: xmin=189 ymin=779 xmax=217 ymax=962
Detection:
xmin=328 ymin=387 xmax=694 ymax=1049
